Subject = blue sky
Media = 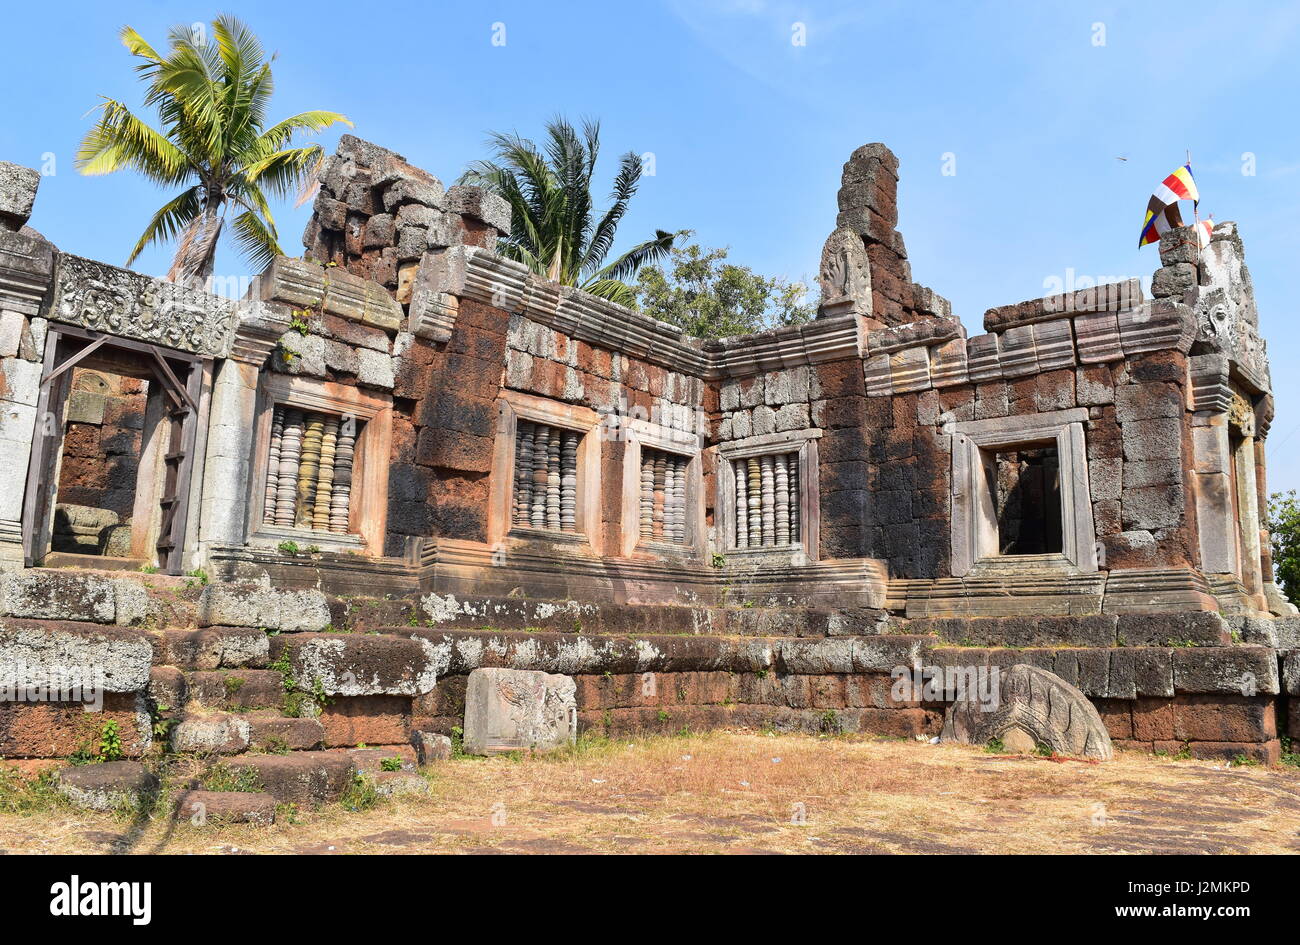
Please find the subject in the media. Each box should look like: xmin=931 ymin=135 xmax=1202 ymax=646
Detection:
xmin=4 ymin=1 xmax=1300 ymax=490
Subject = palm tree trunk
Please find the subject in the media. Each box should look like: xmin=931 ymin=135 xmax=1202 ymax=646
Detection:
xmin=167 ymin=204 xmax=222 ymax=289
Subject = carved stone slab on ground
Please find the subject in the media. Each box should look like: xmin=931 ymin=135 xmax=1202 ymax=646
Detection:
xmin=463 ymin=667 xmax=578 ymax=755
xmin=941 ymin=663 xmax=1114 ymax=760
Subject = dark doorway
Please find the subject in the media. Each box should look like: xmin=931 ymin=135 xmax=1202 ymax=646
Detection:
xmin=989 ymin=444 xmax=1063 ymax=555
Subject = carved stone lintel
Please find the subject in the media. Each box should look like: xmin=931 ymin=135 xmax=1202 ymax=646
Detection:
xmin=50 ymin=254 xmax=236 ymax=356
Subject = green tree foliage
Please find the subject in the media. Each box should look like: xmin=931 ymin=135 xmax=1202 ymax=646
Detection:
xmin=1267 ymin=490 xmax=1300 ymax=604
xmin=635 ymin=235 xmax=817 ymax=339
xmin=76 ymin=15 xmax=350 ymax=285
xmin=460 ymin=117 xmax=674 ymax=306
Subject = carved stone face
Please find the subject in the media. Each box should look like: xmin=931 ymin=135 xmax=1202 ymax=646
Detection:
xmin=1197 ymin=303 xmax=1232 ymax=347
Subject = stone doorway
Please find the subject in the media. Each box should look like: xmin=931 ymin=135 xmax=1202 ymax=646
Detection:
xmin=21 ymin=325 xmax=209 ymax=574
xmin=989 ymin=444 xmax=1063 ymax=556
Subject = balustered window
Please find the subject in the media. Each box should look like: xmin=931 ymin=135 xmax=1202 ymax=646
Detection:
xmin=511 ymin=420 xmax=582 ymax=533
xmin=717 ymin=432 xmax=819 ymax=559
xmin=261 ymin=406 xmax=360 ymax=534
xmin=639 ymin=447 xmax=690 ymax=545
xmin=729 ymin=451 xmax=800 ymax=549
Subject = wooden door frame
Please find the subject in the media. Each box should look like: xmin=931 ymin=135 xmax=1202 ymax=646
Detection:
xmin=21 ymin=325 xmax=209 ymax=574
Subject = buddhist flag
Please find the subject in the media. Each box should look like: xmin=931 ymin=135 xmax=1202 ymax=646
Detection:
xmin=1138 ymin=197 xmax=1184 ymax=247
xmin=1154 ymin=163 xmax=1199 ymax=206
xmin=1138 ymin=162 xmax=1199 ymax=248
xmin=1196 ymin=217 xmax=1214 ymax=250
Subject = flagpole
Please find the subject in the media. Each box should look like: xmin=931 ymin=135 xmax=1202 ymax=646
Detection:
xmin=1187 ymin=148 xmax=1201 ymax=267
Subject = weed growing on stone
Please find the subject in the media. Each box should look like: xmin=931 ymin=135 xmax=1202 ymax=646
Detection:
xmin=339 ymin=772 xmax=379 ymax=812
xmin=202 ymin=763 xmax=263 ymax=793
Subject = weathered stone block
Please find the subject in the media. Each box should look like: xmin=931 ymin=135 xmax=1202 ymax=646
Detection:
xmin=174 ymin=790 xmax=277 ymax=825
xmin=57 ymin=761 xmax=156 ymax=811
xmin=0 ymin=161 xmax=39 ymax=230
xmin=463 ymin=667 xmax=577 ymax=755
xmin=0 ymin=617 xmax=152 ymax=692
xmin=941 ymin=664 xmax=1112 ymax=759
xmin=1172 ymin=647 xmax=1278 ymax=695
xmin=270 ymin=633 xmax=438 ymax=697
xmin=198 ymin=583 xmax=331 ymax=633
xmin=170 ymin=713 xmax=252 ymax=754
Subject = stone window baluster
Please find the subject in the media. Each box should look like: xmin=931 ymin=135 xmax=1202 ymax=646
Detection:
xmin=273 ymin=409 xmax=303 ymax=527
xmin=734 ymin=457 xmax=749 ymax=548
xmin=264 ymin=408 xmax=284 ymax=523
xmin=263 ymin=405 xmax=360 ymax=535
xmin=730 ymin=449 xmax=801 ymax=549
xmin=330 ymin=419 xmax=355 ymax=534
xmin=513 ymin=420 xmax=582 ymax=534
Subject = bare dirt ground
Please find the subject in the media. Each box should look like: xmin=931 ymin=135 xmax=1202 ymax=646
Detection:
xmin=3 ymin=730 xmax=1300 ymax=854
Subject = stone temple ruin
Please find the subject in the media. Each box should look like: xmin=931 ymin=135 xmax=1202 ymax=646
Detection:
xmin=0 ymin=137 xmax=1294 ymax=807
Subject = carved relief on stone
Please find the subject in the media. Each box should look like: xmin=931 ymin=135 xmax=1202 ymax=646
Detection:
xmin=52 ymin=254 xmax=236 ymax=355
xmin=1194 ymin=291 xmax=1233 ymax=351
xmin=463 ymin=667 xmax=578 ymax=755
xmin=1193 ymin=286 xmax=1270 ymax=394
xmin=817 ymin=227 xmax=871 ymax=317
xmin=1229 ymin=390 xmax=1256 ymax=437
xmin=940 ymin=664 xmax=1113 ymax=760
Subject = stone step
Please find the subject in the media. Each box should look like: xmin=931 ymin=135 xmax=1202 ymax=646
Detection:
xmin=170 ymin=707 xmax=328 ymax=754
xmin=269 ymin=632 xmax=436 ymax=697
xmin=899 ymin=612 xmax=1231 ymax=648
xmin=174 ymin=790 xmax=277 ymax=825
xmin=244 ymin=711 xmax=325 ymax=751
xmin=345 ymin=745 xmax=418 ymax=773
xmin=156 ymin=626 xmax=270 ymax=670
xmin=413 ymin=591 xmax=883 ymax=637
xmin=170 ymin=712 xmax=254 ymax=754
xmin=56 ymin=761 xmax=158 ymax=811
xmin=186 ymin=670 xmax=284 ymax=710
xmin=43 ymin=552 xmax=149 ymax=571
xmin=221 ymin=751 xmax=356 ymax=806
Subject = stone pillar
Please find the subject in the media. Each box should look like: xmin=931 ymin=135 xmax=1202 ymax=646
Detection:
xmin=194 ymin=300 xmax=287 ymax=563
xmin=1232 ymin=426 xmax=1265 ymax=605
xmin=1190 ymin=410 xmax=1237 ymax=576
xmin=0 ymin=161 xmax=51 ymax=569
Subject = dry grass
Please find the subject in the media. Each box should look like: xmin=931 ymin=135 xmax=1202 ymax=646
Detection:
xmin=3 ymin=730 xmax=1299 ymax=854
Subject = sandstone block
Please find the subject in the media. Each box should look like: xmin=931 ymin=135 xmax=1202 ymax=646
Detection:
xmin=941 ymin=664 xmax=1112 ymax=759
xmin=198 ymin=583 xmax=331 ymax=633
xmin=0 ymin=617 xmax=152 ymax=692
xmin=57 ymin=761 xmax=156 ymax=811
xmin=463 ymin=667 xmax=577 ymax=755
xmin=170 ymin=713 xmax=252 ymax=754
xmin=270 ymin=633 xmax=437 ymax=697
xmin=223 ymin=751 xmax=355 ymax=806
xmin=175 ymin=789 xmax=276 ymax=825
xmin=0 ymin=161 xmax=39 ymax=230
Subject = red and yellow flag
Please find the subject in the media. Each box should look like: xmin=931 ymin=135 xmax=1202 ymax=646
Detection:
xmin=1138 ymin=163 xmax=1199 ymax=248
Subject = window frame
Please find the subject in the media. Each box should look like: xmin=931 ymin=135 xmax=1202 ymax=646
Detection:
xmin=248 ymin=374 xmax=392 ymax=554
xmin=715 ymin=429 xmax=820 ymax=562
xmin=619 ymin=416 xmax=705 ymax=558
xmin=948 ymin=407 xmax=1096 ymax=576
xmin=489 ymin=390 xmax=603 ymax=552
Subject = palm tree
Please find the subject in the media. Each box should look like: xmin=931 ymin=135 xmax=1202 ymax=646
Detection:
xmin=461 ymin=118 xmax=674 ymax=307
xmin=76 ymin=15 xmax=351 ymax=287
